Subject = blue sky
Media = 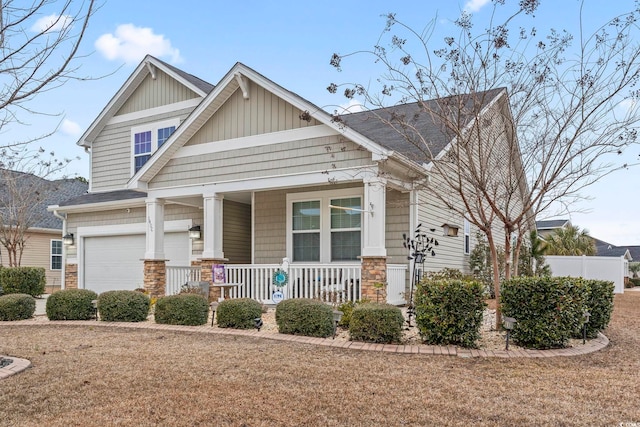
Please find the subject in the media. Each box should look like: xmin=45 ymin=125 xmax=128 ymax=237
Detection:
xmin=8 ymin=0 xmax=640 ymax=245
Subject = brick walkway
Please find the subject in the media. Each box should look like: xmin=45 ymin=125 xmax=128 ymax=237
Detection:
xmin=0 ymin=317 xmax=610 ymax=379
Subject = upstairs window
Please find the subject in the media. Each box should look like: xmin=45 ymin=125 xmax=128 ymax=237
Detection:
xmin=131 ymin=119 xmax=179 ymax=174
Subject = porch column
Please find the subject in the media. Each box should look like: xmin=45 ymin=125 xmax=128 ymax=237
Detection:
xmin=362 ymin=177 xmax=386 ymax=257
xmin=360 ymin=177 xmax=387 ymax=302
xmin=202 ymin=193 xmax=225 ymax=260
xmin=144 ymin=198 xmax=166 ymax=297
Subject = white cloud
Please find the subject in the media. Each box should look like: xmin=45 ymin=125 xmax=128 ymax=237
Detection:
xmin=95 ymin=24 xmax=183 ymax=65
xmin=60 ymin=119 xmax=82 ymax=137
xmin=336 ymin=99 xmax=365 ymax=114
xmin=31 ymin=14 xmax=73 ymax=33
xmin=464 ymin=0 xmax=490 ymax=13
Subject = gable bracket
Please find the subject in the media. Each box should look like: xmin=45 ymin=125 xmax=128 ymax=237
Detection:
xmin=234 ymin=72 xmax=250 ymax=99
xmin=145 ymin=61 xmax=157 ymax=80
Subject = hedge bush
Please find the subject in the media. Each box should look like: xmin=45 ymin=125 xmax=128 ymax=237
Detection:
xmin=154 ymin=294 xmax=209 ymax=326
xmin=576 ymin=279 xmax=615 ymax=339
xmin=0 ymin=267 xmax=46 ymax=297
xmin=628 ymin=278 xmax=640 ymax=288
xmin=349 ymin=303 xmax=404 ymax=344
xmin=46 ymin=289 xmax=98 ymax=320
xmin=335 ymin=299 xmax=371 ymax=328
xmin=216 ymin=298 xmax=263 ymax=329
xmin=414 ymin=279 xmax=486 ymax=348
xmin=275 ymin=298 xmax=334 ymax=338
xmin=501 ymin=277 xmax=587 ymax=349
xmin=0 ymin=293 xmax=36 ymax=321
xmin=98 ymin=290 xmax=150 ymax=322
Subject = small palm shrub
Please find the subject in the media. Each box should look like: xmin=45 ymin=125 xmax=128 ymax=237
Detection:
xmin=0 ymin=293 xmax=36 ymax=321
xmin=349 ymin=303 xmax=404 ymax=344
xmin=46 ymin=289 xmax=98 ymax=320
xmin=275 ymin=298 xmax=334 ymax=338
xmin=98 ymin=290 xmax=150 ymax=322
xmin=154 ymin=294 xmax=209 ymax=326
xmin=216 ymin=298 xmax=263 ymax=329
xmin=415 ymin=279 xmax=486 ymax=348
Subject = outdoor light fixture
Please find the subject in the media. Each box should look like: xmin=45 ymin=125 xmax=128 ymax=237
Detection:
xmin=91 ymin=299 xmax=98 ymax=321
xmin=254 ymin=317 xmax=264 ymax=331
xmin=63 ymin=233 xmax=74 ymax=246
xmin=332 ymin=310 xmax=344 ymax=339
xmin=210 ymin=302 xmax=219 ymax=326
xmin=188 ymin=225 xmax=201 ymax=240
xmin=503 ymin=316 xmax=517 ymax=351
xmin=441 ymin=223 xmax=459 ymax=237
xmin=583 ymin=311 xmax=591 ymax=344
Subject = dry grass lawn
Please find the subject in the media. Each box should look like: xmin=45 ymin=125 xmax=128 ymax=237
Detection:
xmin=0 ymin=292 xmax=639 ymax=426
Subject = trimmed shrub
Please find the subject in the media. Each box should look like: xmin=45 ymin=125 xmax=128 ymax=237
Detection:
xmin=0 ymin=293 xmax=36 ymax=321
xmin=0 ymin=267 xmax=46 ymax=297
xmin=154 ymin=294 xmax=209 ymax=326
xmin=275 ymin=298 xmax=334 ymax=338
xmin=98 ymin=290 xmax=150 ymax=322
xmin=415 ymin=279 xmax=486 ymax=348
xmin=216 ymin=298 xmax=263 ymax=329
xmin=336 ymin=299 xmax=371 ymax=328
xmin=501 ymin=277 xmax=587 ymax=349
xmin=628 ymin=278 xmax=640 ymax=288
xmin=577 ymin=280 xmax=615 ymax=339
xmin=46 ymin=289 xmax=98 ymax=320
xmin=349 ymin=303 xmax=404 ymax=344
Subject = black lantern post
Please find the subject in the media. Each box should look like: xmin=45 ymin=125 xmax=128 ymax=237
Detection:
xmin=582 ymin=311 xmax=591 ymax=344
xmin=503 ymin=316 xmax=516 ymax=350
xmin=402 ymin=224 xmax=438 ymax=327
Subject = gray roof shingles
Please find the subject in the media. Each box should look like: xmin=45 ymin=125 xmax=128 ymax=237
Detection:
xmin=0 ymin=170 xmax=89 ymax=230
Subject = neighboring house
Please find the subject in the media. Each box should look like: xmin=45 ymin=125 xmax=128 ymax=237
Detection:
xmin=535 ymin=219 xmax=571 ymax=239
xmin=593 ymin=238 xmax=635 ymax=261
xmin=49 ymin=55 xmax=526 ymax=304
xmin=0 ymin=170 xmax=88 ymax=291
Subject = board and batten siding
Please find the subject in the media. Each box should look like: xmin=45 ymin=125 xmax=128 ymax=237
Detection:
xmin=186 ymin=82 xmax=319 ymax=146
xmin=115 ymin=68 xmax=202 ymax=116
xmin=149 ymin=135 xmax=372 ymax=189
xmin=91 ymin=108 xmax=195 ymax=191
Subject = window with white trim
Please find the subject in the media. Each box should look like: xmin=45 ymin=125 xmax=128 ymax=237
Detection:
xmin=131 ymin=119 xmax=178 ymax=174
xmin=287 ymin=189 xmax=363 ymax=263
xmin=464 ymin=217 xmax=471 ymax=255
xmin=51 ymin=239 xmax=62 ymax=270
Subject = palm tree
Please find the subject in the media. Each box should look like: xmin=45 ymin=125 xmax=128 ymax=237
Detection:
xmin=543 ymin=225 xmax=596 ymax=256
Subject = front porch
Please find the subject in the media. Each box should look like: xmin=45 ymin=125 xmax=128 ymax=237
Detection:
xmin=165 ymin=263 xmax=408 ymax=305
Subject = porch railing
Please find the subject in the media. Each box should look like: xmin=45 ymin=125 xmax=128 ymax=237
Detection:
xmin=225 ymin=264 xmax=362 ymax=304
xmin=166 ymin=263 xmax=407 ymax=305
xmin=165 ymin=266 xmax=201 ymax=295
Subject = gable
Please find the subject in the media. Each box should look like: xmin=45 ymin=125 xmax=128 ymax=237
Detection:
xmin=115 ymin=68 xmax=202 ymax=116
xmin=186 ymin=80 xmax=320 ymax=146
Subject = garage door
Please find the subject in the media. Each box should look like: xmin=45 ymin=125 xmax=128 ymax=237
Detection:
xmin=83 ymin=233 xmax=189 ymax=294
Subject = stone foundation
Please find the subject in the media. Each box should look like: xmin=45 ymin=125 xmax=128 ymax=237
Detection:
xmin=360 ymin=256 xmax=387 ymax=303
xmin=65 ymin=264 xmax=78 ymax=290
xmin=143 ymin=259 xmax=166 ymax=297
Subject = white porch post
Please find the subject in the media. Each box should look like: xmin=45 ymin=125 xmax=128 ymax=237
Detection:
xmin=362 ymin=177 xmax=387 ymax=257
xmin=145 ymin=198 xmax=165 ymax=260
xmin=202 ymin=193 xmax=225 ymax=260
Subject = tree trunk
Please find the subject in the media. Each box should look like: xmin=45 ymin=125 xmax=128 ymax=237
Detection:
xmin=486 ymin=231 xmax=502 ymax=329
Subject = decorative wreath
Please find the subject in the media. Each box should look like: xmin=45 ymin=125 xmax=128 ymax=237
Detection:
xmin=272 ymin=269 xmax=289 ymax=287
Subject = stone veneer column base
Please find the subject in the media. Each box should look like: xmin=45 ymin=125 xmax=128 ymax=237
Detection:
xmin=143 ymin=259 xmax=166 ymax=298
xmin=360 ymin=256 xmax=388 ymax=303
xmin=200 ymin=258 xmax=227 ymax=302
xmin=65 ymin=264 xmax=78 ymax=289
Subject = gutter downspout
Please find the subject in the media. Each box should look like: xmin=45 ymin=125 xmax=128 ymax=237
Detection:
xmin=52 ymin=209 xmax=67 ymax=291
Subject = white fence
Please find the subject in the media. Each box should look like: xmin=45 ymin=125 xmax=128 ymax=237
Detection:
xmin=167 ymin=263 xmax=408 ymax=305
xmin=545 ymin=255 xmax=627 ymax=294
